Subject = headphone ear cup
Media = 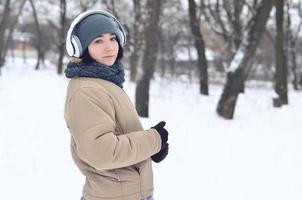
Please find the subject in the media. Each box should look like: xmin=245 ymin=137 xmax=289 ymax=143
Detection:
xmin=116 ymin=29 xmax=125 ymax=47
xmin=71 ymin=35 xmax=83 ymax=58
xmin=66 ymin=35 xmax=74 ymax=56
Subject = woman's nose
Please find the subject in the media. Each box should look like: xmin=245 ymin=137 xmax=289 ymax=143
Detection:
xmin=103 ymin=40 xmax=114 ymax=51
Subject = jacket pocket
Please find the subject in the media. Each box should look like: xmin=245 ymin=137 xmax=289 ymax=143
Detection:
xmin=115 ymin=167 xmax=141 ymax=195
xmin=85 ymin=171 xmax=122 ymax=197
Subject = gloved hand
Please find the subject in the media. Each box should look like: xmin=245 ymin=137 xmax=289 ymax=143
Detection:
xmin=151 ymin=121 xmax=169 ymax=163
xmin=151 ymin=121 xmax=168 ymax=144
xmin=151 ymin=142 xmax=169 ymax=163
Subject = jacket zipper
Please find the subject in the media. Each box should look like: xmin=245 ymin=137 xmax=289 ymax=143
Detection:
xmin=135 ymin=165 xmax=143 ymax=198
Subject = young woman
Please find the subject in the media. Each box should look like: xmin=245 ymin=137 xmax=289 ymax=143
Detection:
xmin=64 ymin=10 xmax=169 ymax=200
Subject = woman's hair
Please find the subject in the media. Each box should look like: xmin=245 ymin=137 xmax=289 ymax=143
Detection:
xmin=80 ymin=49 xmax=96 ymax=63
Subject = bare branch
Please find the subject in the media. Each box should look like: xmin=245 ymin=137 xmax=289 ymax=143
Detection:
xmin=47 ymin=19 xmax=60 ymax=33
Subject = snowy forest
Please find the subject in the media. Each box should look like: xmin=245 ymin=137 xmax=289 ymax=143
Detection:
xmin=0 ymin=0 xmax=302 ymax=200
xmin=0 ymin=0 xmax=302 ymax=118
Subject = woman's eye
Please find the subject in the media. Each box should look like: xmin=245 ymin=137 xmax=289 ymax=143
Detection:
xmin=95 ymin=39 xmax=103 ymax=44
xmin=110 ymin=37 xmax=117 ymax=41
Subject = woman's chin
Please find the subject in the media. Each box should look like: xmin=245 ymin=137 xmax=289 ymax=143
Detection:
xmin=98 ymin=59 xmax=116 ymax=66
xmin=97 ymin=61 xmax=112 ymax=66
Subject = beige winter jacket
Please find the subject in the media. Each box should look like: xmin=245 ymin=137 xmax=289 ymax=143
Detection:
xmin=64 ymin=77 xmax=162 ymax=200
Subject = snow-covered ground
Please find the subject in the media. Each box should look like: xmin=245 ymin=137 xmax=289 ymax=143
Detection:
xmin=0 ymin=57 xmax=301 ymax=200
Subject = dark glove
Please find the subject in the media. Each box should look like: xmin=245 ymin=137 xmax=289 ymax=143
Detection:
xmin=151 ymin=143 xmax=169 ymax=163
xmin=151 ymin=121 xmax=169 ymax=163
xmin=151 ymin=121 xmax=168 ymax=144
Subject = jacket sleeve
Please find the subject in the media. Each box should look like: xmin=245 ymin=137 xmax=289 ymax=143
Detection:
xmin=66 ymin=87 xmax=162 ymax=171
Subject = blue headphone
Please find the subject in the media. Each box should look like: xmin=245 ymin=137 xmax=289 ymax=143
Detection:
xmin=66 ymin=10 xmax=127 ymax=58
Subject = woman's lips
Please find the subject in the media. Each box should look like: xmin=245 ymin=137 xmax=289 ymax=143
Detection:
xmin=103 ymin=55 xmax=115 ymax=59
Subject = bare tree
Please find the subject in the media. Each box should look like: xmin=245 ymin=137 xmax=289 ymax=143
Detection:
xmin=0 ymin=0 xmax=11 ymax=73
xmin=286 ymin=1 xmax=302 ymax=90
xmin=216 ymin=0 xmax=274 ymax=119
xmin=199 ymin=0 xmax=260 ymax=92
xmin=29 ymin=0 xmax=43 ymax=70
xmin=57 ymin=0 xmax=67 ymax=74
xmin=199 ymin=0 xmax=252 ymax=62
xmin=79 ymin=0 xmax=98 ymax=12
xmin=159 ymin=0 xmax=189 ymax=77
xmin=102 ymin=0 xmax=118 ymax=17
xmin=129 ymin=0 xmax=144 ymax=82
xmin=48 ymin=0 xmax=67 ymax=74
xmin=188 ymin=0 xmax=209 ymax=95
xmin=135 ymin=0 xmax=162 ymax=117
xmin=2 ymin=0 xmax=26 ymax=66
xmin=0 ymin=0 xmax=28 ymax=74
xmin=273 ymin=0 xmax=288 ymax=107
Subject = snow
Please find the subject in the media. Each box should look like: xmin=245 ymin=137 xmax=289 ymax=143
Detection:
xmin=175 ymin=47 xmax=215 ymax=61
xmin=0 ymin=57 xmax=302 ymax=200
xmin=226 ymin=48 xmax=244 ymax=73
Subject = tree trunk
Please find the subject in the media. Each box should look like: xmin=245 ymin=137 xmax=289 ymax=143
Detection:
xmin=217 ymin=0 xmax=274 ymax=119
xmin=29 ymin=0 xmax=42 ymax=70
xmin=159 ymin=31 xmax=166 ymax=77
xmin=129 ymin=0 xmax=142 ymax=82
xmin=57 ymin=0 xmax=66 ymax=74
xmin=188 ymin=0 xmax=209 ymax=95
xmin=22 ymin=40 xmax=26 ymax=64
xmin=135 ymin=0 xmax=162 ymax=117
xmin=0 ymin=0 xmax=11 ymax=73
xmin=186 ymin=43 xmax=194 ymax=82
xmin=200 ymin=0 xmax=261 ymax=94
xmin=129 ymin=50 xmax=139 ymax=81
xmin=286 ymin=1 xmax=301 ymax=91
xmin=2 ymin=0 xmax=26 ymax=66
xmin=274 ymin=0 xmax=288 ymax=106
xmin=291 ymin=39 xmax=298 ymax=90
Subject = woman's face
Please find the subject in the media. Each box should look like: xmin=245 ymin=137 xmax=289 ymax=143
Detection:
xmin=88 ymin=33 xmax=119 ymax=66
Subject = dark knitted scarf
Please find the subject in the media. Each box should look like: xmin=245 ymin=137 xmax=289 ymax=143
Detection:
xmin=64 ymin=61 xmax=125 ymax=88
